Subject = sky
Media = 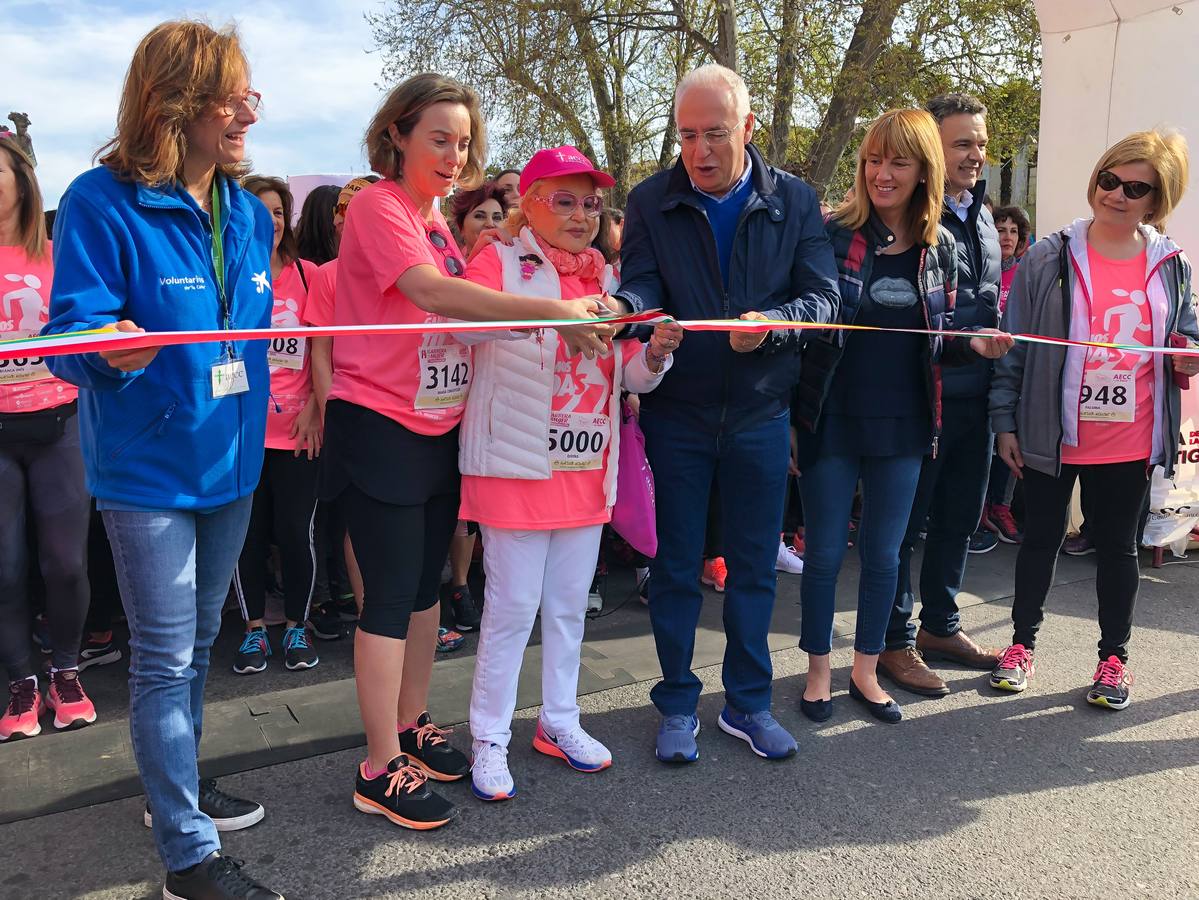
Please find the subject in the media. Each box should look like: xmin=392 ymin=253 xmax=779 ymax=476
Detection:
xmin=3 ymin=0 xmax=391 ymax=208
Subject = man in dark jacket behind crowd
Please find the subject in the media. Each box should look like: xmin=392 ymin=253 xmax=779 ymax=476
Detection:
xmin=616 ymin=63 xmax=839 ymax=764
xmin=879 ymin=93 xmax=1005 ymax=695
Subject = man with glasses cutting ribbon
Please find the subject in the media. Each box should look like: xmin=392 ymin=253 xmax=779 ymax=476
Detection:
xmin=614 ymin=63 xmax=840 ymax=764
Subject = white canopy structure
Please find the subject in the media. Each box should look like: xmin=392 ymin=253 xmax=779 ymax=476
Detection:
xmin=1035 ymin=1 xmax=1198 ymax=247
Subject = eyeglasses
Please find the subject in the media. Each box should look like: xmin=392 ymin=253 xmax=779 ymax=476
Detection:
xmin=218 ymin=91 xmax=263 ymax=117
xmin=531 ymin=191 xmax=603 ymax=218
xmin=678 ymin=128 xmax=734 ymax=148
xmin=427 ymin=228 xmax=465 ymax=276
xmin=1096 ymin=169 xmax=1155 ymax=200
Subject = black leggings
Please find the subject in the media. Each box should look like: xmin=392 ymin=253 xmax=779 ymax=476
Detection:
xmin=341 ymin=483 xmax=457 ymax=640
xmin=234 ymin=449 xmax=318 ymax=625
xmin=0 ymin=417 xmax=90 ymax=678
xmin=1013 ymin=459 xmax=1150 ymax=662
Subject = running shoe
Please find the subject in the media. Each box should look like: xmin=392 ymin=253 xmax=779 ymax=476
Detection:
xmin=146 ymin=778 xmax=264 ymax=832
xmin=307 ymin=604 xmax=343 ymax=641
xmin=471 ymin=740 xmax=516 ymax=801
xmin=775 ymin=540 xmax=804 ymax=574
xmin=1087 ymin=656 xmax=1134 ymax=710
xmin=655 ymin=713 xmax=700 ymax=764
xmin=701 ymin=557 xmax=727 ymax=593
xmin=163 ymin=851 xmax=283 ymax=900
xmin=983 ymin=502 xmax=1023 ymax=544
xmin=353 ymin=755 xmax=457 ymax=830
xmin=532 ymin=720 xmax=612 ymax=772
xmin=0 ymin=677 xmax=42 ymax=741
xmin=233 ymin=628 xmax=270 ymax=675
xmin=46 ymin=668 xmax=96 ymax=730
xmin=990 ymin=643 xmax=1035 ymax=692
xmin=636 ymin=567 xmax=651 ymax=607
xmin=968 ymin=529 xmax=999 ymax=554
xmin=1063 ymin=533 xmax=1095 ymax=556
xmin=399 ymin=712 xmax=470 ymax=781
xmin=448 ymin=584 xmax=481 ymax=632
xmin=436 ymin=627 xmax=465 ymax=653
xmin=78 ymin=632 xmax=122 ymax=670
xmin=716 ymin=707 xmax=798 ymax=759
xmin=282 ymin=625 xmax=318 ymax=670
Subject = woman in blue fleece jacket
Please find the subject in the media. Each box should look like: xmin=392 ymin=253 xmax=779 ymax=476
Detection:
xmin=44 ymin=21 xmax=284 ymax=900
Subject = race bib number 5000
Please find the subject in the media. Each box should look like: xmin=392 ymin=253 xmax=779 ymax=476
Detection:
xmin=548 ymin=411 xmax=610 ymax=471
xmin=415 ymin=344 xmax=471 ymax=410
xmin=0 ymin=331 xmax=51 ymax=385
xmin=1080 ymin=370 xmax=1135 ymax=422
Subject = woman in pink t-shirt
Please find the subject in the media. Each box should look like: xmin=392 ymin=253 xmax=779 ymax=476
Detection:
xmin=320 ymin=75 xmax=611 ymax=832
xmin=459 ymin=147 xmax=683 ymax=802
xmin=0 ymin=135 xmax=95 ymax=742
xmin=991 ymin=130 xmax=1199 ymax=710
xmin=231 ymin=176 xmax=323 ymax=676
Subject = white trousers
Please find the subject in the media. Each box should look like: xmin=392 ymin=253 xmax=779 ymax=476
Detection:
xmin=469 ymin=523 xmax=604 ymax=748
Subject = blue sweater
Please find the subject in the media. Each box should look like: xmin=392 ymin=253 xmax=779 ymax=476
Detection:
xmin=45 ymin=167 xmax=274 ymax=510
xmin=696 ymin=166 xmax=753 ymax=290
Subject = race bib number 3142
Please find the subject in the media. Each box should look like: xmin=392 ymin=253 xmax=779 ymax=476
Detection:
xmin=415 ymin=344 xmax=471 ymax=410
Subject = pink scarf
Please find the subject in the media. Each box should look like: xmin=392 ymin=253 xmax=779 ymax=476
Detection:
xmin=536 ymin=240 xmax=606 ymax=281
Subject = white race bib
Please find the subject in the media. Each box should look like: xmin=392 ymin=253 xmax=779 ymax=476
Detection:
xmin=548 ymin=411 xmax=610 ymax=471
xmin=266 ymin=334 xmax=306 ymax=370
xmin=1080 ymin=369 xmax=1136 ymax=422
xmin=0 ymin=331 xmax=51 ymax=385
xmin=415 ymin=343 xmax=471 ymax=409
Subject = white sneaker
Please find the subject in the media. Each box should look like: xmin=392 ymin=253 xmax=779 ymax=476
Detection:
xmin=776 ymin=540 xmax=804 ymax=574
xmin=533 ymin=721 xmax=612 ymax=772
xmin=587 ymin=578 xmax=603 ymax=614
xmin=471 ymin=740 xmax=515 ymax=801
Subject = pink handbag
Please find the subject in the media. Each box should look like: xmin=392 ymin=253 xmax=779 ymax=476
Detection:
xmin=611 ymin=400 xmax=657 ymax=558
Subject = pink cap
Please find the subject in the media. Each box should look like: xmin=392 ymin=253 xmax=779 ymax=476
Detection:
xmin=519 ymin=145 xmax=615 ymax=195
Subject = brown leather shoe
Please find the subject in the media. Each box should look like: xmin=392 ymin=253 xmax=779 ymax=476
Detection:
xmin=916 ymin=628 xmax=1002 ymax=670
xmin=877 ymin=648 xmax=949 ymax=696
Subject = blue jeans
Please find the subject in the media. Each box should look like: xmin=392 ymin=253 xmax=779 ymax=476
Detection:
xmin=102 ymin=496 xmax=253 ymax=871
xmin=887 ymin=397 xmax=993 ymax=649
xmin=641 ymin=409 xmax=789 ymax=716
xmin=799 ymin=452 xmax=924 ymax=655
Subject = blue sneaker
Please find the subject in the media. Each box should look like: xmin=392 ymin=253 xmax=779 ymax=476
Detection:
xmin=717 ymin=707 xmax=798 ymax=760
xmin=655 ymin=714 xmax=700 ymax=764
xmin=282 ymin=625 xmax=319 ymax=670
xmin=233 ymin=628 xmax=270 ymax=675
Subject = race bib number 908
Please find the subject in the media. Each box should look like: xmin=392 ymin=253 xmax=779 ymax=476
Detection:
xmin=266 ymin=335 xmax=306 ymax=370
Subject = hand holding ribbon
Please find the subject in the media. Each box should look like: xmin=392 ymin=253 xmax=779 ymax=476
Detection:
xmin=99 ymin=320 xmax=161 ymax=373
xmin=969 ymin=327 xmax=1015 ymax=359
xmin=730 ymin=311 xmax=770 ymax=353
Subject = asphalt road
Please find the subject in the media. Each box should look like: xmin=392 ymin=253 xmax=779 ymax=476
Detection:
xmin=3 ymin=554 xmax=1198 ymax=899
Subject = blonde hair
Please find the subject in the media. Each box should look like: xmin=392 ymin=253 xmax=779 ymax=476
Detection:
xmin=97 ymin=20 xmax=251 ymax=187
xmin=834 ymin=109 xmax=946 ymax=247
xmin=364 ymin=73 xmax=485 ymax=188
xmin=1087 ymin=129 xmax=1189 ymax=230
xmin=0 ymin=137 xmax=47 ymax=260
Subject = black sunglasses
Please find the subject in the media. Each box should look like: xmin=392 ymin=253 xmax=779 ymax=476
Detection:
xmin=427 ymin=228 xmax=464 ymax=276
xmin=1096 ymin=169 xmax=1155 ymax=200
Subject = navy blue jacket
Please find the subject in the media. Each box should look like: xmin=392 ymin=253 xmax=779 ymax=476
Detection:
xmin=46 ymin=167 xmax=274 ymax=509
xmin=616 ymin=144 xmax=840 ymax=432
xmin=940 ymin=179 xmax=1001 ymax=399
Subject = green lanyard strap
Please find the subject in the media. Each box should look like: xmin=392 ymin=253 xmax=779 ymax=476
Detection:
xmin=209 ymin=178 xmax=235 ymax=349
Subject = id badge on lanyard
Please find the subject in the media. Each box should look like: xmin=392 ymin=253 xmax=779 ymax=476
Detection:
xmin=208 ymin=179 xmax=248 ymax=399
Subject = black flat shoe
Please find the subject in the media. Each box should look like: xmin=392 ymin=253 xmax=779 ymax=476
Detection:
xmin=848 ymin=677 xmax=902 ymax=724
xmin=800 ymin=696 xmax=833 ymax=722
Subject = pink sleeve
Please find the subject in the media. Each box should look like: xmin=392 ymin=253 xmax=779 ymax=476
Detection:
xmin=464 ymin=243 xmax=505 ymax=291
xmin=346 ymin=190 xmax=437 ymax=295
xmin=302 ymin=263 xmax=335 ymax=327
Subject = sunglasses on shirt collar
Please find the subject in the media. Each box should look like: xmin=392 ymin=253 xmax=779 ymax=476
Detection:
xmin=427 ymin=228 xmax=465 ymax=276
xmin=1096 ymin=169 xmax=1155 ymax=200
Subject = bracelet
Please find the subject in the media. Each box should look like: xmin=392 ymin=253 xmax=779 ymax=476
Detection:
xmin=646 ymin=347 xmax=669 ymax=371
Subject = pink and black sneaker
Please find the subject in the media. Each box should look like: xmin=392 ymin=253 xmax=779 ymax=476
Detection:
xmin=0 ymin=677 xmax=43 ymax=741
xmin=46 ymin=668 xmax=97 ymax=730
xmin=1087 ymin=656 xmax=1133 ymax=710
xmin=990 ymin=644 xmax=1035 ymax=693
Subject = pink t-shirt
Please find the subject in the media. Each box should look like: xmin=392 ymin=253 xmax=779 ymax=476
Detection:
xmin=303 ymin=259 xmax=337 ymax=328
xmin=1062 ymin=248 xmax=1154 ymax=465
xmin=999 ymin=262 xmax=1018 ymax=315
xmin=458 ymin=243 xmax=638 ymax=530
xmin=327 ymin=180 xmax=470 ymax=436
xmin=264 ymin=259 xmax=320 ymax=450
xmin=0 ymin=243 xmax=78 ymax=413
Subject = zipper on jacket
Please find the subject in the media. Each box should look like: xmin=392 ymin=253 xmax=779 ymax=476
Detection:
xmin=110 ymin=401 xmax=177 ymax=459
xmin=915 ymin=247 xmax=940 ymax=458
xmin=1052 ymin=243 xmax=1073 ymax=475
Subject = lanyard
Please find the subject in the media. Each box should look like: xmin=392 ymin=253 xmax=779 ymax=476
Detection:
xmin=209 ymin=178 xmax=234 ymax=355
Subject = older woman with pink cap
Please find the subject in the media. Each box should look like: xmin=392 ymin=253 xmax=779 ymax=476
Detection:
xmin=460 ymin=146 xmax=684 ymax=801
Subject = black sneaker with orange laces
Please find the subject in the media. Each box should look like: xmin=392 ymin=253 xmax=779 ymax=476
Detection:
xmin=352 ymin=755 xmax=457 ymax=830
xmin=399 ymin=711 xmax=470 ymax=781
xmin=1087 ymin=656 xmax=1133 ymax=710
